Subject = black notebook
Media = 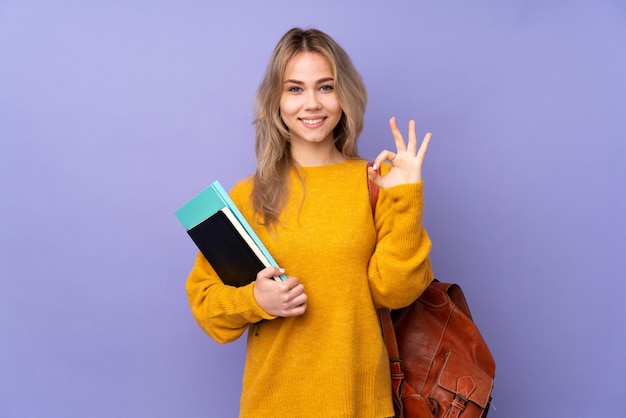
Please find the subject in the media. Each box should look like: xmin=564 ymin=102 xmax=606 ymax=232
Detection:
xmin=175 ymin=180 xmax=286 ymax=285
xmin=187 ymin=208 xmax=269 ymax=287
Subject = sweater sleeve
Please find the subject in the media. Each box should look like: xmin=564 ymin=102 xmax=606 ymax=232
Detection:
xmin=368 ymin=181 xmax=434 ymax=309
xmin=186 ymin=252 xmax=277 ymax=343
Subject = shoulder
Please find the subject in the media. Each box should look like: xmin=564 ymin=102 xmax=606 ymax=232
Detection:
xmin=229 ymin=175 xmax=255 ymax=210
xmin=230 ymin=175 xmax=254 ymax=194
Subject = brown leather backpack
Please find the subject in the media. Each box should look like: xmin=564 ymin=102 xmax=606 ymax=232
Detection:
xmin=379 ymin=283 xmax=496 ymax=418
xmin=368 ymin=164 xmax=496 ymax=417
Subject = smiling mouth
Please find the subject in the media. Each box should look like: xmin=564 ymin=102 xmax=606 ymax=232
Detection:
xmin=300 ymin=117 xmax=325 ymax=126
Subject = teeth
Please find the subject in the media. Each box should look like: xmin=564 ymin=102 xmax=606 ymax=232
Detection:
xmin=302 ymin=118 xmax=323 ymax=125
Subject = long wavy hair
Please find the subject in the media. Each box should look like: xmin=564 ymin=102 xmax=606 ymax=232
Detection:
xmin=252 ymin=28 xmax=368 ymax=227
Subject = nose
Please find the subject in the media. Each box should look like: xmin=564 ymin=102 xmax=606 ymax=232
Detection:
xmin=304 ymin=91 xmax=322 ymax=110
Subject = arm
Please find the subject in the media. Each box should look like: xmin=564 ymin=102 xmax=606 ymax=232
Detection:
xmin=186 ymin=252 xmax=276 ymax=343
xmin=185 ymin=180 xmax=308 ymax=343
xmin=367 ymin=182 xmax=434 ymax=309
xmin=367 ymin=117 xmax=434 ymax=308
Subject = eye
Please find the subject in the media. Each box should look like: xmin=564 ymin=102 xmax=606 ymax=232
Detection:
xmin=287 ymin=86 xmax=302 ymax=93
xmin=319 ymin=84 xmax=334 ymax=92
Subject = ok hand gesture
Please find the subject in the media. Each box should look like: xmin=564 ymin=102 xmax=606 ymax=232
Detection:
xmin=368 ymin=117 xmax=432 ymax=189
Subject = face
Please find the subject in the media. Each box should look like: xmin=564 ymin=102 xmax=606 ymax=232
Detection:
xmin=279 ymin=51 xmax=343 ymax=149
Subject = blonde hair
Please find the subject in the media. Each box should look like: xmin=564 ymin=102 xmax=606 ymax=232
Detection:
xmin=252 ymin=28 xmax=368 ymax=226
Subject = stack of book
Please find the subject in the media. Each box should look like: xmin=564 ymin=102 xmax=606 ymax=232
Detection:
xmin=175 ymin=181 xmax=286 ymax=287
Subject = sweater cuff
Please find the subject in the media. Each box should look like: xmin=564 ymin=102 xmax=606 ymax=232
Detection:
xmin=245 ymin=282 xmax=278 ymax=322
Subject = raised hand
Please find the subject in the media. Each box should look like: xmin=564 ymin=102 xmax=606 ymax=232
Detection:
xmin=368 ymin=117 xmax=432 ymax=189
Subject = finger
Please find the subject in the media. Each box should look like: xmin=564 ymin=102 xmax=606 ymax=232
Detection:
xmin=367 ymin=165 xmax=382 ymax=188
xmin=368 ymin=157 xmax=382 ymax=174
xmin=370 ymin=149 xmax=397 ymax=186
xmin=416 ymin=132 xmax=432 ymax=163
xmin=290 ymin=291 xmax=307 ymax=307
xmin=283 ymin=286 xmax=307 ymax=316
xmin=281 ymin=276 xmax=299 ymax=291
xmin=256 ymin=266 xmax=285 ymax=281
xmin=283 ymin=302 xmax=307 ymax=317
xmin=373 ymin=149 xmax=396 ymax=168
xmin=389 ymin=117 xmax=407 ymax=152
xmin=406 ymin=120 xmax=417 ymax=155
xmin=287 ymin=282 xmax=305 ymax=297
xmin=367 ymin=162 xmax=382 ymax=183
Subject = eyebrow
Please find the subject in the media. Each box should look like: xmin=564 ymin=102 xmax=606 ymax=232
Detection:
xmin=283 ymin=77 xmax=335 ymax=85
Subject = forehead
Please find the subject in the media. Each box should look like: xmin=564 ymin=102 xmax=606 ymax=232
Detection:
xmin=283 ymin=51 xmax=334 ymax=80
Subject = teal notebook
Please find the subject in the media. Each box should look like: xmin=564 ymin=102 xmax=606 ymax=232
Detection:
xmin=175 ymin=181 xmax=287 ymax=284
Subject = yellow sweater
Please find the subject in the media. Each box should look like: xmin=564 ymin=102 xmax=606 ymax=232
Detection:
xmin=186 ymin=159 xmax=433 ymax=417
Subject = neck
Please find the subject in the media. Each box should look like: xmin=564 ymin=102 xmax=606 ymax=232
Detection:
xmin=291 ymin=141 xmax=346 ymax=167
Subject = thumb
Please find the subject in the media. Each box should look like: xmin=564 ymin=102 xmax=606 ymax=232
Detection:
xmin=257 ymin=266 xmax=285 ymax=281
xmin=367 ymin=163 xmax=383 ymax=188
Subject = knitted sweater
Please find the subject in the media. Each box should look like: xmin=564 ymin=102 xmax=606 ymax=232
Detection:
xmin=186 ymin=159 xmax=433 ymax=417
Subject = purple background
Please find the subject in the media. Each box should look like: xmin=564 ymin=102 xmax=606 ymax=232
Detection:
xmin=1 ymin=1 xmax=625 ymax=417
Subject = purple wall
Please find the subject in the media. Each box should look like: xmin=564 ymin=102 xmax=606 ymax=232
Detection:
xmin=1 ymin=1 xmax=625 ymax=417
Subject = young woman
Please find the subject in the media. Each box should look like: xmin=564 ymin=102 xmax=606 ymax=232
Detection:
xmin=186 ymin=27 xmax=434 ymax=417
